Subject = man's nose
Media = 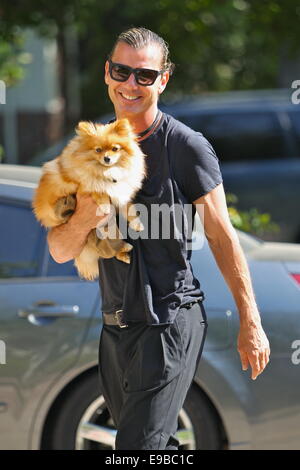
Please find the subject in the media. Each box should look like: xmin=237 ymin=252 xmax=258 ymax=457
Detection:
xmin=124 ymin=72 xmax=139 ymax=88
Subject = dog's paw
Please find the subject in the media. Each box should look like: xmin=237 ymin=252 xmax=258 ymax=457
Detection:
xmin=98 ymin=203 xmax=111 ymax=215
xmin=115 ymin=242 xmax=133 ymax=264
xmin=55 ymin=194 xmax=76 ymax=220
xmin=121 ymin=242 xmax=134 ymax=253
xmin=129 ymin=218 xmax=144 ymax=232
xmin=115 ymin=251 xmax=131 ymax=264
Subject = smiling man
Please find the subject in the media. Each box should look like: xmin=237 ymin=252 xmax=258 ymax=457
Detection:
xmin=47 ymin=27 xmax=270 ymax=450
xmin=104 ymin=41 xmax=169 ymax=131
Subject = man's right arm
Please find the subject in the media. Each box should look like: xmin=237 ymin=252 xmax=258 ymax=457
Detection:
xmin=47 ymin=193 xmax=111 ymax=263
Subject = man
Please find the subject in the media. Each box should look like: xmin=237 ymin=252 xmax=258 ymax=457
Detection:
xmin=48 ymin=27 xmax=270 ymax=450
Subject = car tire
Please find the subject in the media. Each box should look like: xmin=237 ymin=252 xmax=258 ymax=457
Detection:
xmin=183 ymin=384 xmax=224 ymax=450
xmin=45 ymin=372 xmax=113 ymax=450
xmin=44 ymin=372 xmax=223 ymax=450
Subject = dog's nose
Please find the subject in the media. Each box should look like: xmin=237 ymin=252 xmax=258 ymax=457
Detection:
xmin=104 ymin=156 xmax=110 ymax=163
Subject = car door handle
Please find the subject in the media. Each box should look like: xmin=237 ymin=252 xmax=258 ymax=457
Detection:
xmin=18 ymin=301 xmax=79 ymax=318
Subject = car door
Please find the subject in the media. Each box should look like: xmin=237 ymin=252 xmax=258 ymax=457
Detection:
xmin=0 ymin=181 xmax=101 ymax=449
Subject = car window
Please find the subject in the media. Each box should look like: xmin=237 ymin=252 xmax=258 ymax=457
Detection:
xmin=0 ymin=200 xmax=46 ymax=278
xmin=177 ymin=110 xmax=287 ymax=162
xmin=0 ymin=198 xmax=78 ymax=278
xmin=289 ymin=109 xmax=300 ymax=149
xmin=46 ymin=246 xmax=78 ymax=277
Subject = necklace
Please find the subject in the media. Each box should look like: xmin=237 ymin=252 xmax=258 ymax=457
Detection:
xmin=137 ymin=110 xmax=162 ymax=139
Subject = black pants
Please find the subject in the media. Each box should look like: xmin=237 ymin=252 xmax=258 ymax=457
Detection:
xmin=98 ymin=301 xmax=208 ymax=450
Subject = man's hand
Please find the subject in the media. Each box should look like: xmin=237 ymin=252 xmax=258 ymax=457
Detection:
xmin=237 ymin=318 xmax=270 ymax=380
xmin=73 ymin=193 xmax=112 ymax=231
xmin=47 ymin=193 xmax=112 ymax=264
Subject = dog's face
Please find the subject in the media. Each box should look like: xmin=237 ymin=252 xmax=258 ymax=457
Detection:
xmin=93 ymin=141 xmax=122 ymax=167
xmin=72 ymin=118 xmax=137 ymax=171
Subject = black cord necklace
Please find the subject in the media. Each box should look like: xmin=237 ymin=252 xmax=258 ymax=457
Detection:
xmin=137 ymin=110 xmax=162 ymax=139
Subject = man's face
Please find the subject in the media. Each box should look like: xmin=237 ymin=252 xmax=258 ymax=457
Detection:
xmin=104 ymin=41 xmax=169 ymax=118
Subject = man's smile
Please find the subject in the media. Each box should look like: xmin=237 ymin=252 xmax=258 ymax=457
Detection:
xmin=118 ymin=91 xmax=142 ymax=102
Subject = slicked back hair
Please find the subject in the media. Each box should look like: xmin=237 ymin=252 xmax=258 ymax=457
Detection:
xmin=109 ymin=27 xmax=175 ymax=75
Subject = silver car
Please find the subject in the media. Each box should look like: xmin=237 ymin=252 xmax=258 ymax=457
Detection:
xmin=0 ymin=164 xmax=300 ymax=450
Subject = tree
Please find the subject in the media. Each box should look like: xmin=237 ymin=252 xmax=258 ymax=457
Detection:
xmin=1 ymin=0 xmax=300 ymax=124
xmin=226 ymin=193 xmax=280 ymax=238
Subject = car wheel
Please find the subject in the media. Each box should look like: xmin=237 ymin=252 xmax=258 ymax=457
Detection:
xmin=183 ymin=384 xmax=224 ymax=449
xmin=45 ymin=373 xmax=223 ymax=450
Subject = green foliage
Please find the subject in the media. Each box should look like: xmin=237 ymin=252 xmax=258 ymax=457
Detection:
xmin=0 ymin=145 xmax=4 ymax=163
xmin=226 ymin=192 xmax=280 ymax=237
xmin=0 ymin=33 xmax=28 ymax=87
xmin=0 ymin=0 xmax=299 ymax=118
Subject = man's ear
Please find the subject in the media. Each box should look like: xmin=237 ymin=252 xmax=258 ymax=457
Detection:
xmin=158 ymin=70 xmax=170 ymax=95
xmin=104 ymin=61 xmax=110 ymax=85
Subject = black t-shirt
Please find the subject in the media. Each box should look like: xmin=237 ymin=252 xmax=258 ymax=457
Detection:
xmin=97 ymin=112 xmax=223 ymax=325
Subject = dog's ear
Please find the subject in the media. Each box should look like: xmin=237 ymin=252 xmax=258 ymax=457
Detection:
xmin=112 ymin=118 xmax=133 ymax=137
xmin=75 ymin=121 xmax=97 ymax=137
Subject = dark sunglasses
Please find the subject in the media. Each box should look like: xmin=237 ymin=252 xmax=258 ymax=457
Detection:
xmin=108 ymin=58 xmax=166 ymax=86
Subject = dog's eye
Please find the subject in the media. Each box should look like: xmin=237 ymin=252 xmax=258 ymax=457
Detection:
xmin=95 ymin=147 xmax=102 ymax=153
xmin=112 ymin=146 xmax=119 ymax=152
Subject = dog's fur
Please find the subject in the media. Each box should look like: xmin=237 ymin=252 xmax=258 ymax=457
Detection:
xmin=32 ymin=118 xmax=146 ymax=280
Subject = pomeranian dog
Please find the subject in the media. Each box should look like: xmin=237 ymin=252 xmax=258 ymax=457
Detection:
xmin=32 ymin=118 xmax=147 ymax=280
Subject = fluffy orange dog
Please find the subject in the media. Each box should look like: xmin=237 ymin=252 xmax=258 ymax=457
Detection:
xmin=32 ymin=118 xmax=146 ymax=280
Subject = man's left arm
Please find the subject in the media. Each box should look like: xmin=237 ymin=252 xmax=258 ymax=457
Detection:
xmin=193 ymin=182 xmax=270 ymax=380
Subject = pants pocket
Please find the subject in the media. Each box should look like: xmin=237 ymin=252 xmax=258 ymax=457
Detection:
xmin=199 ymin=301 xmax=208 ymax=324
xmin=123 ymin=320 xmax=186 ymax=393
